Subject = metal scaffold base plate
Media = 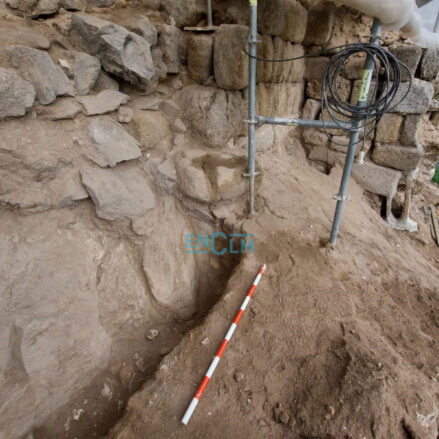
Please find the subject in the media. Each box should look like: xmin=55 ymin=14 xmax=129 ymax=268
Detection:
xmin=184 ymin=26 xmax=218 ymax=32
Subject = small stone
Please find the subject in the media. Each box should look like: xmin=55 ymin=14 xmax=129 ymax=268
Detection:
xmin=278 ymin=411 xmax=289 ymax=425
xmin=77 ymin=90 xmax=129 ymax=116
xmin=233 ymin=371 xmax=245 ymax=383
xmin=146 ymin=329 xmax=159 ymax=340
xmin=327 ymin=404 xmax=335 ymax=416
xmin=135 ymin=356 xmax=146 ymax=373
xmin=170 ymin=118 xmax=187 ymax=134
xmin=160 ymin=100 xmax=180 ymax=118
xmin=200 ymin=337 xmax=209 ymax=345
xmin=258 ymin=419 xmax=268 ymax=427
xmin=173 ymin=134 xmax=185 ymax=149
xmin=171 ymin=78 xmax=183 ymax=90
xmin=118 ymin=106 xmax=134 ymax=124
xmin=324 ymin=413 xmax=331 ymax=420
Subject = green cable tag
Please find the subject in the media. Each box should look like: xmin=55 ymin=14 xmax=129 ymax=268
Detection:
xmin=286 ymin=122 xmax=298 ymax=127
xmin=249 ymin=0 xmax=257 ymax=5
xmin=358 ymin=69 xmax=373 ymax=102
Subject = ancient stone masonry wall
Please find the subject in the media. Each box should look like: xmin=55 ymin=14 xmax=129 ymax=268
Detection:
xmin=0 ymin=0 xmax=438 ymax=438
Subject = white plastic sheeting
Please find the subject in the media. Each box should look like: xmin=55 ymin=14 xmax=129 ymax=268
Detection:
xmin=334 ymin=0 xmax=439 ymax=48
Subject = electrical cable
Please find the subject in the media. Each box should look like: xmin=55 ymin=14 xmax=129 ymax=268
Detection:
xmin=243 ymin=41 xmax=412 ymax=148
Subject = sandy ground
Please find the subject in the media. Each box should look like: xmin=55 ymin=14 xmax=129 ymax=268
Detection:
xmin=106 ymin=137 xmax=439 ymax=439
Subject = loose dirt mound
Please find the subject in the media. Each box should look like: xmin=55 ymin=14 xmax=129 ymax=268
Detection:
xmin=108 ymin=141 xmax=439 ymax=439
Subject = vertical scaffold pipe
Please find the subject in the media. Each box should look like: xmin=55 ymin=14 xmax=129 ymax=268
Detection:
xmin=207 ymin=0 xmax=213 ymax=27
xmin=247 ymin=0 xmax=258 ymax=215
xmin=329 ymin=18 xmax=382 ymax=246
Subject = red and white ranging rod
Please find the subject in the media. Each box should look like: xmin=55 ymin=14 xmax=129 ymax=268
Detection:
xmin=181 ymin=264 xmax=267 ymax=425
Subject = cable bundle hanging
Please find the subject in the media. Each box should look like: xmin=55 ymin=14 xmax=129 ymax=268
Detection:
xmin=243 ymin=41 xmax=412 ymax=147
xmin=321 ymin=42 xmax=411 ymax=147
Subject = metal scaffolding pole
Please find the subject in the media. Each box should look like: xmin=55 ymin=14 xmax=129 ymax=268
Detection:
xmin=247 ymin=0 xmax=258 ymax=215
xmin=207 ymin=0 xmax=213 ymax=27
xmin=328 ymin=18 xmax=382 ymax=246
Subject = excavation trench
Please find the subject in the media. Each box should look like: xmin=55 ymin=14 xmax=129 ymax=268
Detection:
xmin=32 ymin=215 xmax=242 ymax=439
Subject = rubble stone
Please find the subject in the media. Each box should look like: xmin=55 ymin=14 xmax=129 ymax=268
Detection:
xmin=118 ymin=106 xmax=134 ymax=124
xmin=0 ymin=68 xmax=35 ymax=118
xmin=87 ymin=118 xmax=142 ymax=168
xmin=11 ymin=46 xmax=74 ymax=106
xmin=5 ymin=0 xmax=59 ymax=17
xmin=133 ymin=111 xmax=170 ymax=149
xmin=158 ymin=25 xmax=181 ymax=75
xmin=74 ymin=52 xmax=101 ymax=96
xmin=302 ymin=98 xmax=321 ymax=120
xmin=175 ymin=155 xmax=211 ymax=202
xmin=122 ymin=15 xmax=157 ymax=46
xmin=71 ymin=14 xmax=156 ymax=88
xmin=80 ymin=166 xmax=156 ymax=220
xmin=77 ymin=90 xmax=129 ymax=116
xmin=61 ymin=0 xmax=86 ymax=10
xmin=38 ymin=98 xmax=82 ymax=120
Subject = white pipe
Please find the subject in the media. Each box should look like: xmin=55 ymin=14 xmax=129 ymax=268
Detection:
xmin=333 ymin=0 xmax=439 ymax=48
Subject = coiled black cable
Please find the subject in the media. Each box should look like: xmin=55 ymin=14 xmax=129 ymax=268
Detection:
xmin=244 ymin=41 xmax=412 ymax=148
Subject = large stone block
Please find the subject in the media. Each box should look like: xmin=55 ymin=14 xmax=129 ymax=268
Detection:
xmin=386 ymin=79 xmax=434 ymax=114
xmin=257 ymin=35 xmax=274 ymax=83
xmin=71 ymin=14 xmax=156 ymax=89
xmin=400 ymin=114 xmax=423 ymax=146
xmin=281 ymin=0 xmax=308 ymax=43
xmin=0 ymin=68 xmax=35 ymax=118
xmin=162 ymin=0 xmax=206 ymax=28
xmin=303 ymin=2 xmax=335 ymax=46
xmin=352 ymin=159 xmax=401 ymax=198
xmin=182 ymin=85 xmax=244 ymax=147
xmin=187 ymin=33 xmax=213 ymax=84
xmin=389 ymin=44 xmax=423 ymax=82
xmin=214 ymin=25 xmax=249 ymax=91
xmin=420 ymin=48 xmax=439 ymax=81
xmin=257 ymin=0 xmax=289 ymax=37
xmin=375 ymin=113 xmax=403 ymax=144
xmin=371 ymin=143 xmax=424 ymax=172
xmin=304 ymin=57 xmax=329 ymax=80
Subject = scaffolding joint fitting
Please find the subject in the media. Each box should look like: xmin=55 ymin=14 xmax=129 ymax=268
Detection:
xmin=244 ymin=119 xmax=259 ymax=125
xmin=333 ymin=193 xmax=351 ymax=202
xmin=242 ymin=171 xmax=261 ymax=178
